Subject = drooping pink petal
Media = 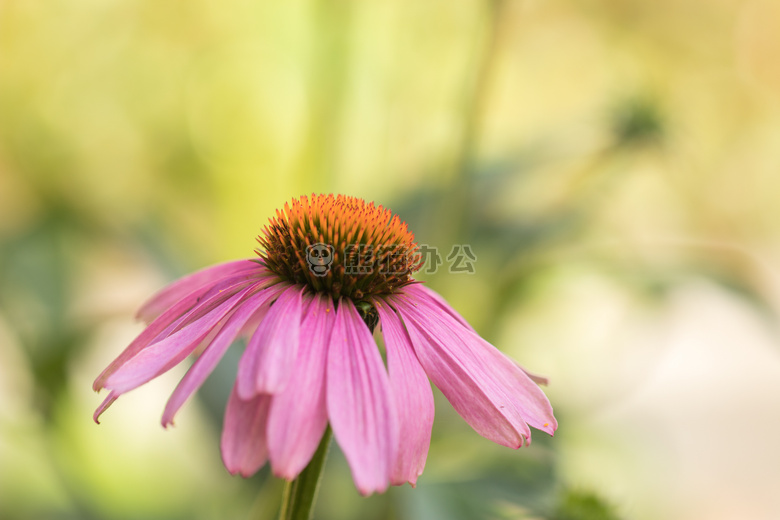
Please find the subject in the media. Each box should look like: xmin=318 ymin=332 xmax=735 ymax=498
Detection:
xmin=105 ymin=286 xmax=255 ymax=394
xmin=392 ymin=293 xmax=557 ymax=448
xmin=266 ymin=293 xmax=334 ymax=479
xmin=137 ymin=260 xmax=266 ymax=323
xmin=374 ymin=299 xmax=434 ymax=488
xmin=479 ymin=345 xmax=557 ymax=435
xmin=221 ymin=385 xmax=272 ymax=477
xmin=517 ymin=366 xmax=550 ymax=386
xmin=95 ymin=297 xmax=200 ymax=392
xmin=93 ymin=391 xmax=119 ymax=424
xmin=327 ymin=298 xmax=397 ymax=496
xmin=402 ymin=284 xmax=474 ymax=331
xmin=161 ymin=284 xmax=286 ymax=427
xmin=93 ymin=271 xmax=272 ymax=391
xmin=236 ymin=284 xmax=304 ymax=398
xmin=154 ymin=273 xmax=275 ymax=340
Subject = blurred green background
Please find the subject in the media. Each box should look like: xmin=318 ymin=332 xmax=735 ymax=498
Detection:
xmin=3 ymin=0 xmax=780 ymax=519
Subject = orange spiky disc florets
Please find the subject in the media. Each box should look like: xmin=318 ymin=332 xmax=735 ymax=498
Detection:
xmin=257 ymin=194 xmax=422 ymax=301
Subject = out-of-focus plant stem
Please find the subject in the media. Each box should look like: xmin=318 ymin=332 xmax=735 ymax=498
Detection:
xmin=447 ymin=0 xmax=511 ymax=239
xmin=277 ymin=427 xmax=333 ymax=520
xmin=292 ymin=0 xmax=352 ymax=193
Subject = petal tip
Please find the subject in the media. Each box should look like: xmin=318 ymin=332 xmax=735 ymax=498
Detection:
xmin=356 ymin=483 xmax=388 ymax=497
xmin=239 ymin=467 xmax=260 ymax=478
xmin=223 ymin=465 xmax=258 ymax=478
xmin=235 ymin=372 xmax=258 ymax=401
xmin=93 ymin=393 xmax=119 ymax=424
xmin=271 ymin=467 xmax=298 ymax=482
xmin=391 ymin=477 xmax=418 ymax=488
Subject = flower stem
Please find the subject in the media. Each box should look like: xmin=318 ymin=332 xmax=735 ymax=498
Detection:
xmin=278 ymin=426 xmax=333 ymax=520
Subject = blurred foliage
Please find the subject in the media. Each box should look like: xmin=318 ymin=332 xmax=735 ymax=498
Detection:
xmin=3 ymin=0 xmax=780 ymax=519
xmin=550 ymin=489 xmax=622 ymax=520
xmin=609 ymin=95 xmax=664 ymax=150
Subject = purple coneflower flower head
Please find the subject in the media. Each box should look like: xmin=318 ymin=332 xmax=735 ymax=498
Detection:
xmin=94 ymin=194 xmax=557 ymax=496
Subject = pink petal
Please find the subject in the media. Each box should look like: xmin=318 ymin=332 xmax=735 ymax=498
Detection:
xmin=156 ymin=273 xmax=275 ymax=338
xmin=94 ymin=291 xmax=214 ymax=392
xmin=137 ymin=260 xmax=265 ymax=323
xmin=375 ymin=299 xmax=434 ymax=488
xmin=236 ymin=284 xmax=304 ymax=398
xmin=478 ymin=340 xmax=557 ymax=435
xmin=93 ymin=391 xmax=118 ymax=424
xmin=327 ymin=298 xmax=397 ymax=496
xmin=392 ymin=294 xmax=557 ymax=447
xmin=93 ymin=272 xmax=270 ymax=391
xmin=266 ymin=293 xmax=334 ymax=479
xmin=402 ymin=284 xmax=474 ymax=331
xmin=105 ymin=286 xmax=254 ymax=394
xmin=161 ymin=284 xmax=286 ymax=427
xmin=220 ymin=385 xmax=272 ymax=477
xmin=518 ymin=366 xmax=550 ymax=386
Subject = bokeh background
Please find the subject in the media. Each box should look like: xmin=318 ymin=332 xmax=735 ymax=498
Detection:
xmin=3 ymin=0 xmax=780 ymax=519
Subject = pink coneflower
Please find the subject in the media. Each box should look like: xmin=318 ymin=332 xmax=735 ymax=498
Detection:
xmin=94 ymin=194 xmax=557 ymax=496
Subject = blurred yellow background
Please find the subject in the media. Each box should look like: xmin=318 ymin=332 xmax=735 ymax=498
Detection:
xmin=2 ymin=1 xmax=780 ymax=519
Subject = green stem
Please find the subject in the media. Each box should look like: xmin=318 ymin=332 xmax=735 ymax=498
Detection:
xmin=277 ymin=426 xmax=333 ymax=520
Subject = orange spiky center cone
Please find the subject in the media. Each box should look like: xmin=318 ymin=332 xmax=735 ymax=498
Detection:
xmin=257 ymin=194 xmax=422 ymax=302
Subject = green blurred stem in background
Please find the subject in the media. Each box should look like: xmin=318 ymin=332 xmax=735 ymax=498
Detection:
xmin=277 ymin=427 xmax=333 ymax=520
